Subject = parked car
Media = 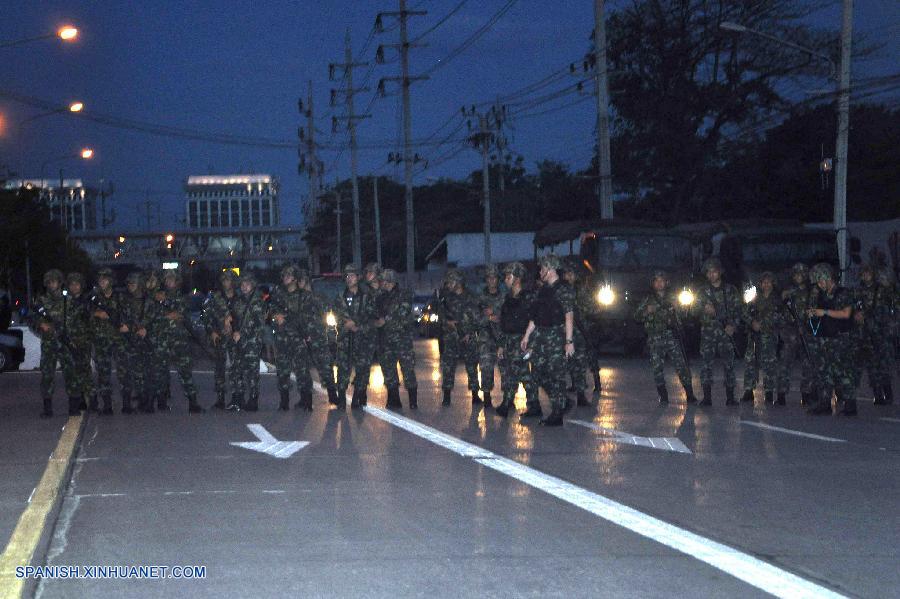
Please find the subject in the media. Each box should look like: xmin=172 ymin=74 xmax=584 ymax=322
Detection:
xmin=0 ymin=328 xmax=26 ymax=372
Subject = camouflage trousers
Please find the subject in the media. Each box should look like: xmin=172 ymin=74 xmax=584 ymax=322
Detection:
xmin=811 ymin=334 xmax=855 ymax=401
xmin=529 ymin=325 xmax=567 ymax=411
xmin=274 ymin=331 xmax=312 ymax=394
xmin=743 ymin=333 xmax=786 ymax=393
xmin=476 ymin=330 xmax=498 ymax=392
xmin=566 ymin=328 xmax=590 ymax=392
xmin=699 ymin=326 xmax=736 ymax=388
xmin=120 ymin=336 xmax=150 ymax=401
xmin=499 ymin=334 xmax=536 ymax=407
xmin=159 ymin=335 xmax=197 ymax=400
xmin=336 ymin=332 xmax=373 ymax=392
xmin=440 ymin=329 xmax=479 ymax=392
xmin=93 ymin=335 xmax=125 ymax=403
xmin=230 ymin=339 xmax=261 ymax=399
xmin=381 ymin=333 xmax=417 ymax=390
xmin=39 ymin=338 xmax=78 ymax=398
xmin=307 ymin=332 xmax=336 ymax=389
xmin=850 ymin=329 xmax=894 ymax=391
xmin=647 ymin=331 xmax=691 ymax=389
xmin=211 ymin=341 xmax=232 ymax=395
xmin=780 ymin=332 xmax=816 ymax=394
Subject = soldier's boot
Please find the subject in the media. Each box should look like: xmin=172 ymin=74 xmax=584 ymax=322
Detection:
xmin=188 ymin=393 xmax=205 ymax=414
xmin=101 ymin=393 xmax=114 ymax=415
xmin=806 ymin=390 xmax=832 ymax=415
xmin=592 ymin=371 xmax=602 ymax=395
xmin=408 ymin=387 xmax=418 ymax=410
xmin=577 ymin=391 xmax=592 ymax=407
xmin=520 ymin=403 xmax=543 ymax=418
xmin=350 ymin=388 xmax=363 ymax=410
xmin=335 ymin=388 xmax=347 ymax=411
xmin=799 ymin=391 xmax=810 ymax=407
xmin=656 ymin=385 xmax=669 ymax=404
xmin=741 ymin=389 xmax=754 ymax=404
xmin=837 ymin=391 xmax=857 ymax=416
xmin=471 ymin=390 xmax=482 ymax=405
xmin=157 ymin=393 xmax=170 ymax=412
xmin=764 ymin=391 xmax=774 ymax=405
xmin=244 ymin=393 xmax=259 ymax=412
xmin=567 ymin=384 xmax=576 ymax=393
xmin=872 ymin=385 xmax=885 ymax=405
xmin=698 ymin=384 xmax=712 ymax=406
xmin=121 ymin=394 xmax=134 ymax=414
xmin=495 ymin=392 xmax=512 ymax=418
xmin=442 ymin=388 xmax=452 ymax=406
xmin=213 ymin=391 xmax=226 ymax=410
xmin=684 ymin=382 xmax=698 ymax=404
xmin=302 ymin=389 xmax=314 ymax=412
xmin=142 ymin=396 xmax=156 ymax=414
xmin=386 ymin=386 xmax=402 ymax=410
xmin=883 ymin=383 xmax=894 ymax=405
xmin=327 ymin=386 xmax=339 ymax=405
xmin=540 ymin=405 xmax=564 ymax=427
xmin=78 ymin=396 xmax=88 ymax=411
xmin=725 ymin=386 xmax=736 ymax=406
xmin=563 ymin=396 xmax=574 ymax=414
xmin=775 ymin=392 xmax=786 ymax=406
xmin=87 ymin=393 xmax=100 ymax=413
xmin=483 ymin=391 xmax=492 ymax=410
xmin=279 ymin=390 xmax=291 ymax=411
xmin=40 ymin=397 xmax=53 ymax=419
xmin=226 ymin=392 xmax=242 ymax=412
xmin=68 ymin=395 xmax=82 ymax=416
xmin=360 ymin=388 xmax=368 ymax=407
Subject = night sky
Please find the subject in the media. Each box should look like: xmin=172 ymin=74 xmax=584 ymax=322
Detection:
xmin=1 ymin=1 xmax=897 ymax=229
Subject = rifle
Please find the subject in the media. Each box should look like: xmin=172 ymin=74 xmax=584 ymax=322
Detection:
xmin=34 ymin=299 xmax=78 ymax=356
xmin=89 ymin=292 xmax=127 ymax=332
xmin=160 ymin=294 xmax=217 ymax=361
xmin=666 ymin=297 xmax=691 ymax=371
xmin=705 ymin=286 xmax=738 ymax=354
xmin=783 ymin=297 xmax=812 ymax=361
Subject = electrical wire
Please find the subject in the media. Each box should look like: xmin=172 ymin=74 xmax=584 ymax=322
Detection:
xmin=421 ymin=0 xmax=519 ymax=76
xmin=410 ymin=0 xmax=468 ymax=44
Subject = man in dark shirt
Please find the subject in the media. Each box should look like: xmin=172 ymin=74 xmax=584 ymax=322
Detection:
xmin=496 ymin=262 xmax=537 ymax=418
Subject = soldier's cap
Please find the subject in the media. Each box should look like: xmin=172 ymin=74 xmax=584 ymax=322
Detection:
xmin=364 ymin=262 xmax=383 ymax=275
xmin=702 ymin=257 xmax=722 ymax=273
xmin=343 ymin=263 xmax=360 ymax=276
xmin=280 ymin=264 xmax=300 ymax=279
xmin=126 ymin=271 xmax=144 ymax=285
xmin=503 ymin=262 xmax=527 ymax=279
xmin=791 ymin=262 xmax=809 ymax=275
xmin=758 ymin=271 xmax=776 ymax=283
xmin=66 ymin=272 xmax=85 ymax=286
xmin=651 ymin=270 xmax=668 ymax=282
xmin=538 ymin=254 xmax=561 ymax=271
xmin=810 ymin=262 xmax=834 ymax=282
xmin=444 ymin=269 xmax=463 ymax=285
xmin=381 ymin=269 xmax=398 ymax=284
xmin=483 ymin=264 xmax=499 ymax=279
xmin=42 ymin=269 xmax=64 ymax=285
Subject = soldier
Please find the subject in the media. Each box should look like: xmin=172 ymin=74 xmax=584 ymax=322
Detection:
xmin=64 ymin=273 xmax=94 ymax=411
xmin=437 ymin=269 xmax=481 ymax=406
xmin=158 ymin=270 xmax=203 ymax=413
xmin=34 ymin=269 xmax=68 ymax=417
xmin=851 ymin=264 xmax=894 ymax=405
xmin=476 ymin=264 xmax=504 ymax=409
xmin=634 ymin=271 xmax=697 ymax=404
xmin=374 ymin=269 xmax=418 ymax=409
xmin=806 ymin=263 xmax=856 ymax=416
xmin=520 ymin=254 xmax=575 ymax=426
xmin=694 ymin=257 xmax=742 ymax=406
xmin=495 ymin=262 xmax=537 ymax=418
xmin=142 ymin=271 xmax=169 ymax=413
xmin=201 ymin=270 xmax=240 ymax=410
xmin=780 ymin=263 xmax=820 ymax=406
xmin=89 ymin=268 xmax=128 ymax=414
xmin=561 ymin=260 xmax=594 ymax=408
xmin=269 ymin=264 xmax=312 ymax=411
xmin=742 ymin=272 xmax=788 ymax=405
xmin=227 ymin=273 xmax=267 ymax=411
xmin=119 ymin=271 xmax=156 ymax=414
xmin=297 ymin=270 xmax=341 ymax=406
xmin=334 ymin=264 xmax=375 ymax=409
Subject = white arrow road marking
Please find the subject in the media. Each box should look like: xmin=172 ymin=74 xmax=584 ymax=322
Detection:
xmin=230 ymin=424 xmax=309 ymax=459
xmin=568 ymin=419 xmax=693 ymax=454
xmin=880 ymin=417 xmax=900 ymax=424
xmin=740 ymin=421 xmax=846 ymax=443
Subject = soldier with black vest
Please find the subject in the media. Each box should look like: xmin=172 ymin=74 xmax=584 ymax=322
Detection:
xmin=495 ymin=262 xmax=537 ymax=418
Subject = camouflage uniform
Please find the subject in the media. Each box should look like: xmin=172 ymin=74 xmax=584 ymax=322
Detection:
xmin=742 ymin=276 xmax=788 ymax=403
xmin=334 ymin=264 xmax=376 ymax=408
xmin=694 ymin=259 xmax=742 ymax=404
xmin=200 ymin=271 xmax=241 ymax=409
xmin=143 ymin=273 xmax=171 ymax=412
xmin=376 ymin=269 xmax=418 ymax=409
xmin=780 ymin=264 xmax=820 ymax=404
xmin=88 ymin=269 xmax=128 ymax=413
xmin=437 ymin=270 xmax=481 ymax=404
xmin=298 ymin=274 xmax=339 ymax=404
xmin=228 ymin=275 xmax=267 ymax=411
xmin=496 ymin=262 xmax=537 ymax=418
xmin=269 ymin=265 xmax=312 ymax=410
xmin=561 ymin=261 xmax=592 ymax=403
xmin=119 ymin=272 xmax=158 ymax=413
xmin=157 ymin=271 xmax=202 ymax=412
xmin=851 ymin=268 xmax=895 ymax=404
xmin=476 ymin=265 xmax=504 ymax=404
xmin=63 ymin=273 xmax=94 ymax=404
xmin=634 ymin=281 xmax=695 ymax=403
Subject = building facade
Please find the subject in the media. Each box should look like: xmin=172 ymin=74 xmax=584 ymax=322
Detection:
xmin=3 ymin=178 xmax=99 ymax=232
xmin=185 ymin=174 xmax=279 ymax=229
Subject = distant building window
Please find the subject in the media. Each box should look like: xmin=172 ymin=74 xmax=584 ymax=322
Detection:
xmin=210 ymin=201 xmax=220 ymax=227
xmin=251 ymin=200 xmax=260 ymax=226
xmin=231 ymin=200 xmax=240 ymax=227
xmin=241 ymin=200 xmax=250 ymax=227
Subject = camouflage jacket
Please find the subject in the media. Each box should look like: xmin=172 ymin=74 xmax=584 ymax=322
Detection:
xmin=268 ymin=285 xmax=305 ymax=338
xmin=201 ymin=290 xmax=241 ymax=337
xmin=852 ymin=282 xmax=894 ymax=330
xmin=742 ymin=292 xmax=787 ymax=336
xmin=634 ymin=292 xmax=682 ymax=337
xmin=376 ymin=286 xmax=415 ymax=340
xmin=88 ymin=287 xmax=127 ymax=340
xmin=477 ymin=287 xmax=504 ymax=340
xmin=695 ymin=283 xmax=742 ymax=330
xmin=335 ymin=287 xmax=374 ymax=334
xmin=120 ymin=293 xmax=161 ymax=341
xmin=156 ymin=289 xmax=192 ymax=341
xmin=33 ymin=291 xmax=91 ymax=346
xmin=782 ymin=284 xmax=818 ymax=318
xmin=438 ymin=288 xmax=480 ymax=337
xmin=231 ymin=291 xmax=267 ymax=346
xmin=299 ymin=289 xmax=331 ymax=339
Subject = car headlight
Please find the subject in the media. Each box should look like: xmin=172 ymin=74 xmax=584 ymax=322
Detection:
xmin=597 ymin=285 xmax=615 ymax=306
xmin=325 ymin=311 xmax=337 ymax=327
xmin=743 ymin=285 xmax=757 ymax=304
xmin=678 ymin=288 xmax=694 ymax=306
xmin=429 ymin=313 xmax=439 ymax=322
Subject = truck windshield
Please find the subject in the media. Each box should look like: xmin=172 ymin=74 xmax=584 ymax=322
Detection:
xmin=741 ymin=238 xmax=835 ymax=265
xmin=583 ymin=235 xmax=692 ymax=270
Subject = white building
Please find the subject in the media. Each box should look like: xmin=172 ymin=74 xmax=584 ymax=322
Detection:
xmin=185 ymin=174 xmax=279 ymax=229
xmin=3 ymin=178 xmax=98 ymax=232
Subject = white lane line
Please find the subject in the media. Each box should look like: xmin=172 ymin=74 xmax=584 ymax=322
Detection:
xmin=740 ymin=421 xmax=847 ymax=443
xmin=364 ymin=406 xmax=845 ymax=599
xmin=880 ymin=418 xmax=900 ymax=424
xmin=569 ymin=419 xmax=692 ymax=454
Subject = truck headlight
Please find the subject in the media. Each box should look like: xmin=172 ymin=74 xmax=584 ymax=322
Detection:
xmin=678 ymin=288 xmax=695 ymax=306
xmin=429 ymin=313 xmax=439 ymax=322
xmin=597 ymin=285 xmax=615 ymax=306
xmin=743 ymin=285 xmax=757 ymax=304
xmin=325 ymin=311 xmax=337 ymax=327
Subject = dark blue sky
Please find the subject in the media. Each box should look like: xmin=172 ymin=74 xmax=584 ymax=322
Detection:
xmin=1 ymin=1 xmax=897 ymax=229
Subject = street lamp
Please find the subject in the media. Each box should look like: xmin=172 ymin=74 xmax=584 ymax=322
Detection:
xmin=719 ymin=22 xmax=836 ymax=79
xmin=0 ymin=24 xmax=79 ymax=49
xmin=39 ymin=148 xmax=95 ymax=230
xmin=19 ymin=101 xmax=85 ymax=126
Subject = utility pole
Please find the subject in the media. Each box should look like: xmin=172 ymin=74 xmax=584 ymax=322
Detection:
xmin=834 ymin=0 xmax=852 ymax=284
xmin=334 ymin=189 xmax=343 ymax=271
xmin=463 ymin=104 xmax=507 ymax=266
xmin=594 ymin=0 xmax=613 ymax=219
xmin=376 ymin=1 xmax=428 ymax=282
xmin=331 ymin=29 xmax=370 ymax=267
xmin=373 ymin=177 xmax=382 ymax=266
xmin=298 ymin=81 xmax=324 ymax=215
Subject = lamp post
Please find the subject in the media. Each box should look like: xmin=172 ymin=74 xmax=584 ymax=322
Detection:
xmin=39 ymin=148 xmax=94 ymax=231
xmin=720 ymin=14 xmax=850 ymax=283
xmin=0 ymin=25 xmax=79 ymax=49
xmin=19 ymin=101 xmax=84 ymax=126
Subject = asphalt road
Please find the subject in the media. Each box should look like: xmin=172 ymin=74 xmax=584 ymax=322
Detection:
xmin=2 ymin=339 xmax=898 ymax=598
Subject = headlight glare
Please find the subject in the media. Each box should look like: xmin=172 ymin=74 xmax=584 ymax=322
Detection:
xmin=597 ymin=285 xmax=615 ymax=306
xmin=743 ymin=285 xmax=757 ymax=304
xmin=325 ymin=311 xmax=337 ymax=327
xmin=678 ymin=288 xmax=694 ymax=306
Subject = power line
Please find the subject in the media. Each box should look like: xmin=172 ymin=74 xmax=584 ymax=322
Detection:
xmin=421 ymin=0 xmax=519 ymax=76
xmin=410 ymin=0 xmax=468 ymax=44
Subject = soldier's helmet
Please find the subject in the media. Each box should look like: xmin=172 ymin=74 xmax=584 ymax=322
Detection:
xmin=126 ymin=271 xmax=144 ymax=286
xmin=343 ymin=263 xmax=360 ymax=276
xmin=295 ymin=268 xmax=310 ymax=283
xmin=791 ymin=262 xmax=809 ymax=276
xmin=66 ymin=272 xmax=85 ymax=287
xmin=364 ymin=262 xmax=382 ymax=277
xmin=219 ymin=270 xmax=237 ymax=285
xmin=560 ymin=258 xmax=580 ymax=275
xmin=484 ymin=264 xmax=499 ymax=279
xmin=280 ymin=264 xmax=299 ymax=280
xmin=444 ymin=268 xmax=464 ymax=286
xmin=859 ymin=263 xmax=876 ymax=277
xmin=381 ymin=269 xmax=398 ymax=284
xmin=702 ymin=257 xmax=722 ymax=273
xmin=503 ymin=262 xmax=527 ymax=280
xmin=162 ymin=269 xmax=181 ymax=285
xmin=651 ymin=269 xmax=669 ymax=283
xmin=97 ymin=267 xmax=115 ymax=283
xmin=239 ymin=272 xmax=257 ymax=287
xmin=810 ymin=262 xmax=834 ymax=282
xmin=758 ymin=271 xmax=776 ymax=284
xmin=538 ymin=254 xmax=561 ymax=271
xmin=42 ymin=269 xmax=64 ymax=286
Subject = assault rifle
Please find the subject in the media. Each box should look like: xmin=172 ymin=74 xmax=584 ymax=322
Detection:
xmin=34 ymin=301 xmax=77 ymax=356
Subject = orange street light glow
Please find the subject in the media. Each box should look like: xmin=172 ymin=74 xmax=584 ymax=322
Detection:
xmin=58 ymin=26 xmax=78 ymax=41
xmin=81 ymin=148 xmax=94 ymax=159
xmin=68 ymin=102 xmax=84 ymax=113
xmin=165 ymin=234 xmax=174 ymax=243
